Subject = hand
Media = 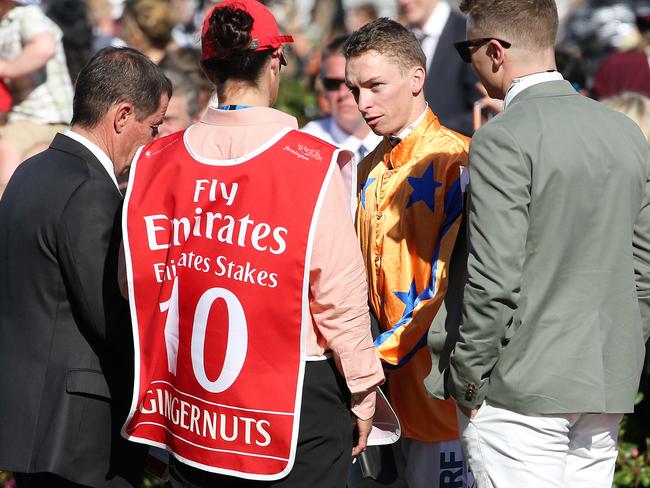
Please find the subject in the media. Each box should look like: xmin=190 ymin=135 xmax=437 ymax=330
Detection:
xmin=458 ymin=404 xmax=478 ymax=419
xmin=352 ymin=416 xmax=373 ymax=457
xmin=475 ymin=82 xmax=504 ymax=114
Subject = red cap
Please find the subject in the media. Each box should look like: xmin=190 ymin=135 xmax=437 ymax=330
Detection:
xmin=201 ymin=0 xmax=293 ymax=61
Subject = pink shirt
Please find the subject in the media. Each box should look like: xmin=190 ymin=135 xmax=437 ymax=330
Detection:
xmin=184 ymin=106 xmax=384 ymax=419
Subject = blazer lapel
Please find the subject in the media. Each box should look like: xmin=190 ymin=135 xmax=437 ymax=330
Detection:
xmin=425 ymin=16 xmax=456 ymax=93
xmin=49 ymin=133 xmax=120 ymax=191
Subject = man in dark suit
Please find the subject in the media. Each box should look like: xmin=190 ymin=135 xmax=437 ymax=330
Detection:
xmin=398 ymin=0 xmax=480 ymax=136
xmin=0 ymin=47 xmax=171 ymax=488
xmin=430 ymin=0 xmax=650 ymax=487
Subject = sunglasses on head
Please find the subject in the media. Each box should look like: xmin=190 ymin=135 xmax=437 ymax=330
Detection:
xmin=322 ymin=77 xmax=347 ymax=91
xmin=454 ymin=37 xmax=512 ymax=63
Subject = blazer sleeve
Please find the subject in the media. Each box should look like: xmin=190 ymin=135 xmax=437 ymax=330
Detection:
xmin=56 ymin=175 xmax=128 ymax=352
xmin=633 ymin=150 xmax=650 ymax=342
xmin=447 ymin=122 xmax=531 ymax=409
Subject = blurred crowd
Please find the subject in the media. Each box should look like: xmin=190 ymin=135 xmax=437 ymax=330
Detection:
xmin=0 ymin=0 xmax=649 ymax=197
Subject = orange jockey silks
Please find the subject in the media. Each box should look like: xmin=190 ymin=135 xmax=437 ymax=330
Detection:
xmin=357 ymin=109 xmax=470 ymax=442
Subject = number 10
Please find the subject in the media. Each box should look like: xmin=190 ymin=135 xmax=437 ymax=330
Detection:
xmin=159 ymin=276 xmax=248 ymax=393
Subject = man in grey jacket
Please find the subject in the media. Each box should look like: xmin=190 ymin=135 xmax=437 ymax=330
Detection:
xmin=429 ymin=0 xmax=650 ymax=486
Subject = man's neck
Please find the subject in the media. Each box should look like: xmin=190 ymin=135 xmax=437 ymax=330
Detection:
xmin=394 ymin=100 xmax=428 ymax=138
xmin=499 ymin=48 xmax=557 ymax=97
xmin=71 ymin=124 xmax=108 ymax=154
xmin=71 ymin=123 xmax=118 ymax=175
xmin=220 ymin=85 xmax=271 ymax=108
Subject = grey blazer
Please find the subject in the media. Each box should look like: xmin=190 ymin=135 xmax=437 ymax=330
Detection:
xmin=430 ymin=81 xmax=650 ymax=414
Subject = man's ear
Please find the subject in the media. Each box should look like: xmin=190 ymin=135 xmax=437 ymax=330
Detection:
xmin=487 ymin=40 xmax=506 ymax=70
xmin=114 ymin=102 xmax=135 ymax=134
xmin=411 ymin=65 xmax=426 ymax=95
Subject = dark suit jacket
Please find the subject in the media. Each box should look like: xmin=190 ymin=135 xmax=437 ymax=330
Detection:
xmin=0 ymin=134 xmax=146 ymax=487
xmin=423 ymin=10 xmax=480 ymax=136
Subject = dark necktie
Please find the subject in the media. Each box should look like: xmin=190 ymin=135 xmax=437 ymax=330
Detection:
xmin=412 ymin=28 xmax=427 ymax=45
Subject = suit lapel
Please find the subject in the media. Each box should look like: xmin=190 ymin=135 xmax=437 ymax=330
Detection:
xmin=49 ymin=133 xmax=121 ymax=192
xmin=425 ymin=14 xmax=457 ymax=94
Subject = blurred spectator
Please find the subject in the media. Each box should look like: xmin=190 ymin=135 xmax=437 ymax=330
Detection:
xmin=561 ymin=0 xmax=643 ymax=85
xmin=345 ymin=2 xmax=379 ymax=32
xmin=170 ymin=0 xmax=199 ymax=48
xmin=0 ymin=0 xmax=74 ymax=195
xmin=556 ymin=47 xmax=590 ymax=95
xmin=159 ymin=68 xmax=199 ymax=136
xmin=159 ymin=46 xmax=213 ymax=112
xmin=118 ymin=0 xmax=175 ymax=63
xmin=601 ymin=91 xmax=650 ymax=142
xmin=46 ymin=0 xmax=94 ymax=80
xmin=85 ymin=0 xmax=119 ymax=52
xmin=592 ymin=4 xmax=650 ymax=99
xmin=556 ymin=0 xmax=588 ymax=24
xmin=302 ymin=35 xmax=381 ymax=206
xmin=398 ymin=0 xmax=480 ymax=135
xmin=309 ymin=0 xmax=346 ymax=40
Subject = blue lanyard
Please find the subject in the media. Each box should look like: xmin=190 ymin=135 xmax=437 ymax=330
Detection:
xmin=217 ymin=105 xmax=253 ymax=110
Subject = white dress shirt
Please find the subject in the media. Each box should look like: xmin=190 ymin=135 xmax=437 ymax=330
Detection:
xmin=395 ymin=104 xmax=429 ymax=142
xmin=302 ymin=116 xmax=382 ymax=163
xmin=411 ymin=1 xmax=451 ymax=72
xmin=504 ymin=71 xmax=565 ymax=109
xmin=302 ymin=116 xmax=382 ymax=216
xmin=64 ymin=129 xmax=120 ymax=190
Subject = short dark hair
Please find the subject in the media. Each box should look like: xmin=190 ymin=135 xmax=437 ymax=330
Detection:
xmin=459 ymin=0 xmax=558 ymax=49
xmin=200 ymin=4 xmax=273 ymax=99
xmin=163 ymin=69 xmax=200 ymax=119
xmin=323 ymin=35 xmax=348 ymax=61
xmin=320 ymin=35 xmax=348 ymax=75
xmin=71 ymin=47 xmax=172 ymax=128
xmin=343 ymin=18 xmax=426 ymax=73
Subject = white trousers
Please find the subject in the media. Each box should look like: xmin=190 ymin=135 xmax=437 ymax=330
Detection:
xmin=458 ymin=403 xmax=622 ymax=488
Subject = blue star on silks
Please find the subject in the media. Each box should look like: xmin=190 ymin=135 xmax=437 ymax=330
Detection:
xmin=393 ymin=279 xmax=418 ymax=314
xmin=407 ymin=163 xmax=441 ymax=212
xmin=360 ymin=177 xmax=376 ymax=209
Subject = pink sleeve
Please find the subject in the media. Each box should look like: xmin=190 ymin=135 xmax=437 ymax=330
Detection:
xmin=309 ymin=163 xmax=385 ymax=419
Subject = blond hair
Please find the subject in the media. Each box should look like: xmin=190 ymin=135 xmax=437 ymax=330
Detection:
xmin=122 ymin=0 xmax=174 ymax=50
xmin=459 ymin=0 xmax=558 ymax=50
xmin=601 ymin=92 xmax=650 ymax=145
